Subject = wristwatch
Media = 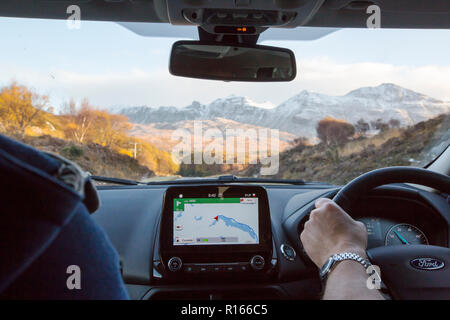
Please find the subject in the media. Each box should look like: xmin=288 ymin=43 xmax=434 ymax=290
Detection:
xmin=319 ymin=252 xmax=371 ymax=282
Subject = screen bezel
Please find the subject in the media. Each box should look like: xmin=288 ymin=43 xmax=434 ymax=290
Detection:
xmin=160 ymin=185 xmax=272 ymax=258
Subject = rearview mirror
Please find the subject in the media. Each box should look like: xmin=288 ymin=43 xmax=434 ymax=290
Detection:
xmin=169 ymin=41 xmax=296 ymax=82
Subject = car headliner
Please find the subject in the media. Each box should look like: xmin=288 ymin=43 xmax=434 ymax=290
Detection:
xmin=0 ymin=0 xmax=449 ymax=30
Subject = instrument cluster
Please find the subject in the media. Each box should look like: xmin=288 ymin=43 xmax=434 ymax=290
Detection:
xmin=359 ymin=218 xmax=429 ymax=249
xmin=353 ymin=195 xmax=447 ymax=249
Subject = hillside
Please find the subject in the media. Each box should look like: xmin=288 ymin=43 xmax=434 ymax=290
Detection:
xmin=0 ymin=82 xmax=178 ymax=179
xmin=129 ymin=117 xmax=297 ymax=153
xmin=17 ymin=134 xmax=155 ymax=181
xmin=242 ymin=114 xmax=450 ymax=185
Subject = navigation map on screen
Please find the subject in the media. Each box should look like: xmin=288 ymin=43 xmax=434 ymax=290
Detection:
xmin=173 ymin=197 xmax=259 ymax=246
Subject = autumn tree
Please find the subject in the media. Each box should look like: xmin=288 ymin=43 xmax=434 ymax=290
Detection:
xmin=62 ymin=100 xmax=133 ymax=152
xmin=0 ymin=95 xmax=10 ymax=132
xmin=93 ymin=110 xmax=131 ymax=147
xmin=316 ymin=117 xmax=355 ymax=163
xmin=316 ymin=117 xmax=355 ymax=146
xmin=0 ymin=82 xmax=50 ymax=138
xmin=62 ymin=99 xmax=97 ymax=144
xmin=136 ymin=139 xmax=179 ymax=175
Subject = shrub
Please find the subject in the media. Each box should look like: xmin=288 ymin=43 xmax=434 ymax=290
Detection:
xmin=371 ymin=118 xmax=390 ymax=132
xmin=61 ymin=145 xmax=84 ymax=159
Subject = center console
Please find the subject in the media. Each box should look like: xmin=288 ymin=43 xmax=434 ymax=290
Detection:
xmin=158 ymin=185 xmax=273 ymax=279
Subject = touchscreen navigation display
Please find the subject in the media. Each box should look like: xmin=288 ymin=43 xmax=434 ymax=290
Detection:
xmin=173 ymin=197 xmax=259 ymax=246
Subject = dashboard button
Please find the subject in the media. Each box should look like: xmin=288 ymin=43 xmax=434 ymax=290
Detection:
xmin=280 ymin=244 xmax=296 ymax=261
xmin=168 ymin=257 xmax=182 ymax=272
xmin=250 ymin=255 xmax=265 ymax=270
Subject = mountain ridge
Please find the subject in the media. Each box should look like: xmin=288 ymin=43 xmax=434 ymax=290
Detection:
xmin=117 ymin=83 xmax=450 ymax=139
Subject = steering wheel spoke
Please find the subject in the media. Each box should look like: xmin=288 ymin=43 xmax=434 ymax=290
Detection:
xmin=332 ymin=166 xmax=450 ymax=299
xmin=367 ymin=245 xmax=450 ymax=299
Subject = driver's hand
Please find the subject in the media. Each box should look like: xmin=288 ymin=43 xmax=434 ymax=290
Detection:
xmin=300 ymin=198 xmax=368 ymax=268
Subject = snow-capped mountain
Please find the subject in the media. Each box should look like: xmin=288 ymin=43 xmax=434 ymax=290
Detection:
xmin=118 ymin=96 xmax=273 ymax=126
xmin=118 ymin=84 xmax=450 ymax=139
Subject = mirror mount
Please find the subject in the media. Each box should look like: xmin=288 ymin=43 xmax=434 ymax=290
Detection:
xmin=198 ymin=26 xmax=260 ymax=45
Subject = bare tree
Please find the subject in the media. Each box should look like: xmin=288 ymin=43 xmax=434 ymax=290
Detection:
xmin=62 ymin=99 xmax=96 ymax=143
xmin=355 ymin=118 xmax=370 ymax=136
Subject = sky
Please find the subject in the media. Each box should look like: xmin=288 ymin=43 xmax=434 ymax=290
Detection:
xmin=0 ymin=17 xmax=449 ymax=111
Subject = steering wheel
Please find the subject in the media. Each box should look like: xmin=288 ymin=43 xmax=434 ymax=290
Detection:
xmin=333 ymin=166 xmax=450 ymax=300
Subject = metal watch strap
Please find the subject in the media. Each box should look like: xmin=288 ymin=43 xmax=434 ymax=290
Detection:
xmin=332 ymin=252 xmax=371 ymax=268
xmin=320 ymin=252 xmax=371 ymax=281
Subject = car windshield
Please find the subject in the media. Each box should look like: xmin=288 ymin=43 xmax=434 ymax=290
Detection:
xmin=0 ymin=18 xmax=449 ymax=185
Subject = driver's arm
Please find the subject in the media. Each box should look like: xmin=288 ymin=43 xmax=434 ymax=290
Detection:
xmin=300 ymin=198 xmax=385 ymax=300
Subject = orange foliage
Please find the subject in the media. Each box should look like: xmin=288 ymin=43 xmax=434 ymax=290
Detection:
xmin=0 ymin=82 xmax=50 ymax=138
xmin=61 ymin=99 xmax=131 ymax=148
xmin=0 ymin=82 xmax=179 ymax=175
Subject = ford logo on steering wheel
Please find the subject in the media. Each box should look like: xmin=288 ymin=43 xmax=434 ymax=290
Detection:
xmin=410 ymin=257 xmax=445 ymax=270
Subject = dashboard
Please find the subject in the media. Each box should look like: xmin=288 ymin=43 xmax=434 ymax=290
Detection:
xmin=92 ymin=182 xmax=449 ymax=300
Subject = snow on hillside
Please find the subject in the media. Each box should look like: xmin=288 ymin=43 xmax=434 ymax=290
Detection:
xmin=118 ymin=84 xmax=450 ymax=139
